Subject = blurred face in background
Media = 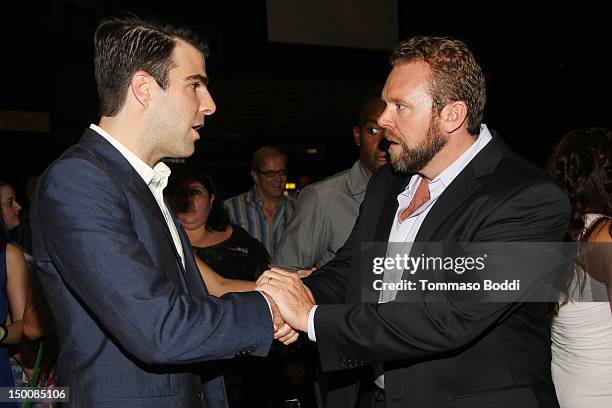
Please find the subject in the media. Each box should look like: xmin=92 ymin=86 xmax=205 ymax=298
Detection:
xmin=175 ymin=181 xmax=214 ymax=231
xmin=353 ymin=98 xmax=387 ymax=176
xmin=251 ymin=155 xmax=287 ymax=200
xmin=1 ymin=184 xmax=22 ymax=230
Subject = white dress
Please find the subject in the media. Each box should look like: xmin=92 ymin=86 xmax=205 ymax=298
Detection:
xmin=551 ymin=214 xmax=612 ymax=408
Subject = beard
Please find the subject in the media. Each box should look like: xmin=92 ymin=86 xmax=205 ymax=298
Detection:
xmin=385 ymin=116 xmax=446 ymax=174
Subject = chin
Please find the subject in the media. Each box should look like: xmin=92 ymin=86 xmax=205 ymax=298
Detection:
xmin=376 ymin=157 xmax=388 ymax=165
xmin=176 ymin=146 xmax=195 ymax=158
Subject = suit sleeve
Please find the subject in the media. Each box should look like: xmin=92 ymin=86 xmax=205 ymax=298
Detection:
xmin=36 ymin=158 xmax=273 ymax=365
xmin=272 ymin=186 xmax=331 ymax=270
xmin=313 ymin=182 xmax=570 ymax=371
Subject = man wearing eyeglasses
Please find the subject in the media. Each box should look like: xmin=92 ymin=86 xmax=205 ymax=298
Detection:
xmin=225 ymin=146 xmax=295 ymax=256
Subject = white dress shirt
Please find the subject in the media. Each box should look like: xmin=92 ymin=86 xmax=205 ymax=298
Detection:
xmin=90 ymin=124 xmax=275 ymax=319
xmin=90 ymin=124 xmax=185 ymax=267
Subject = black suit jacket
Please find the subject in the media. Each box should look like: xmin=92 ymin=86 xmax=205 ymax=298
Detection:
xmin=304 ymin=135 xmax=569 ymax=408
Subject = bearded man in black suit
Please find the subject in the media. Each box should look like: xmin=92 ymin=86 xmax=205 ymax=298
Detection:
xmin=257 ymin=36 xmax=569 ymax=408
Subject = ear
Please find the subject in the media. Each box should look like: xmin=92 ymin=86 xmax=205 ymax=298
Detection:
xmin=440 ymin=101 xmax=468 ymax=134
xmin=352 ymin=125 xmax=361 ymax=147
xmin=130 ymin=70 xmax=155 ymax=110
xmin=250 ymin=170 xmax=259 ymax=185
xmin=209 ymin=194 xmax=215 ymax=205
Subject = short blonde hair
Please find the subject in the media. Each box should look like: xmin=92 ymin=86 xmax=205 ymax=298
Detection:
xmin=391 ymin=36 xmax=486 ymax=135
xmin=251 ymin=146 xmax=287 ymax=171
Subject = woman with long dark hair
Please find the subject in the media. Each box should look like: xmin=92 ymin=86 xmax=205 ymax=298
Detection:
xmin=547 ymin=128 xmax=612 ymax=407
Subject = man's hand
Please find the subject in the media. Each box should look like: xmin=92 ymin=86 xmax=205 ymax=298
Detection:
xmin=259 ymin=291 xmax=300 ymax=345
xmin=297 ymin=267 xmax=316 ymax=279
xmin=257 ymin=268 xmax=316 ymax=304
xmin=256 ymin=269 xmax=315 ymax=332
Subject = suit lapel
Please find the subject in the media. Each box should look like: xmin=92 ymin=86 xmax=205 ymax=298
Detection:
xmin=79 ymin=129 xmax=169 ymax=228
xmin=414 ymin=134 xmax=505 ymax=243
xmin=375 ymin=171 xmax=411 ymax=243
xmin=414 ymin=166 xmax=482 ymax=243
xmin=170 ymin=207 xmax=209 ymax=297
xmin=78 ymin=129 xmax=195 ymax=287
xmin=358 ymin=170 xmax=411 ymax=303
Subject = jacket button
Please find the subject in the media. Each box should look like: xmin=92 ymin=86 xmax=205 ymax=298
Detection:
xmin=197 ymin=391 xmax=204 ymax=401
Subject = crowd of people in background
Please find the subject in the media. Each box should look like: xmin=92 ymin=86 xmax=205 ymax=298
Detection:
xmin=1 ymin=15 xmax=610 ymax=408
xmin=1 ymin=178 xmax=56 ymax=408
xmin=4 ymin=125 xmax=611 ymax=408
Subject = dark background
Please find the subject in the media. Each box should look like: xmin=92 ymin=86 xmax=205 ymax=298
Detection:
xmin=1 ymin=1 xmax=610 ymax=202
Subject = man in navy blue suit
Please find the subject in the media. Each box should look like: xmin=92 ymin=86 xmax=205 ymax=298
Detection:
xmin=31 ymin=16 xmax=295 ymax=407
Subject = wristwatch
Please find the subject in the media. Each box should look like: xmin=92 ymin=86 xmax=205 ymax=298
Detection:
xmin=0 ymin=324 xmax=7 ymax=342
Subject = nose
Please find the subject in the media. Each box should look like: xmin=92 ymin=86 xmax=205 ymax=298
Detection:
xmin=14 ymin=200 xmax=22 ymax=211
xmin=377 ymin=104 xmax=392 ymax=129
xmin=199 ymin=88 xmax=217 ymax=116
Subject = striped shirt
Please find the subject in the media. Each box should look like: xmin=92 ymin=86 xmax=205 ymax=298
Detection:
xmin=224 ymin=187 xmax=294 ymax=256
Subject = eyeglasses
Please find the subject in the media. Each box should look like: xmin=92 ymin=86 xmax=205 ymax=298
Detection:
xmin=256 ymin=169 xmax=288 ymax=178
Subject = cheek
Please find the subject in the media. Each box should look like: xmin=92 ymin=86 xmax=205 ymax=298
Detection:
xmin=398 ymin=115 xmax=428 ymax=136
xmin=171 ymin=93 xmax=197 ymax=118
xmin=266 ymin=179 xmax=282 ymax=189
xmin=367 ymin=136 xmax=381 ymax=149
xmin=195 ymin=196 xmax=211 ymax=210
xmin=192 ymin=197 xmax=204 ymax=209
xmin=188 ymin=92 xmax=201 ymax=110
xmin=191 ymin=206 xmax=207 ymax=221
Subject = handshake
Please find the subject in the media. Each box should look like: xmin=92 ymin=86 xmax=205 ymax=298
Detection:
xmin=256 ymin=268 xmax=316 ymax=346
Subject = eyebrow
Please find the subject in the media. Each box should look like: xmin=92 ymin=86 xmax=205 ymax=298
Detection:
xmin=184 ymin=74 xmax=209 ymax=86
xmin=384 ymin=96 xmax=403 ymax=104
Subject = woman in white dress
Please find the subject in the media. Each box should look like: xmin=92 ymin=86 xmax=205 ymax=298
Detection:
xmin=547 ymin=128 xmax=612 ymax=408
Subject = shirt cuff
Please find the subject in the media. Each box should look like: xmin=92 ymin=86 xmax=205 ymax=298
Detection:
xmin=307 ymin=305 xmax=318 ymax=342
xmin=256 ymin=290 xmax=274 ymax=322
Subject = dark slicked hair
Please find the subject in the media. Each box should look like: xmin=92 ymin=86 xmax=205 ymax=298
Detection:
xmin=94 ymin=15 xmax=208 ymax=116
xmin=390 ymin=36 xmax=486 ymax=135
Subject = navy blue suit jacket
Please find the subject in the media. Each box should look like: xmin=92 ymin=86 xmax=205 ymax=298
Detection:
xmin=31 ymin=128 xmax=273 ymax=407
